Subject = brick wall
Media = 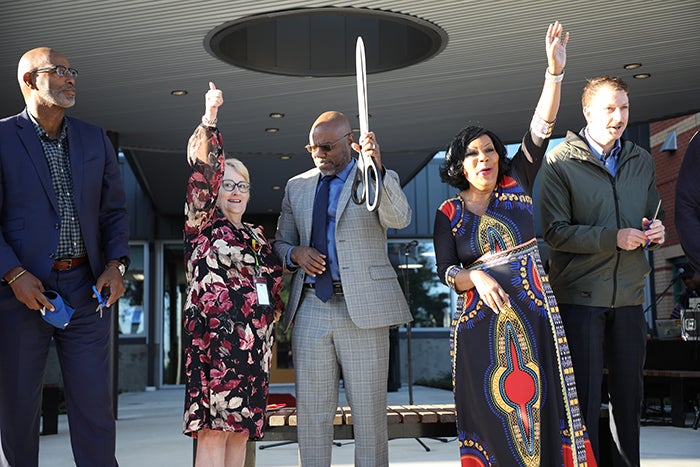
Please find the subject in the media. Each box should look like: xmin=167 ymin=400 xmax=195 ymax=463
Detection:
xmin=649 ymin=113 xmax=699 ymax=318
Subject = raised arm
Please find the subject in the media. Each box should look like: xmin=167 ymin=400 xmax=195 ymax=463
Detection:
xmin=184 ymin=82 xmax=225 ymax=234
xmin=512 ymin=21 xmax=569 ymax=193
xmin=534 ymin=21 xmax=568 ymax=125
xmin=187 ymin=82 xmax=224 ymax=166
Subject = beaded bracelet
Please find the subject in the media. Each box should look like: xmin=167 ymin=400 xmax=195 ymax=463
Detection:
xmin=7 ymin=268 xmax=27 ymax=285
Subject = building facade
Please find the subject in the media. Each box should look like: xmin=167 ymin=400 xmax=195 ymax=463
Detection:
xmin=43 ymin=115 xmax=698 ymax=393
xmin=647 ymin=113 xmax=700 ymax=321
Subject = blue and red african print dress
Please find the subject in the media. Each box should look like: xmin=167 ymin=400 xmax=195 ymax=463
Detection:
xmin=434 ymin=171 xmax=596 ymax=467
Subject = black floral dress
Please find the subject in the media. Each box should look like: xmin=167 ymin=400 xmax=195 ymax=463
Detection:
xmin=182 ymin=125 xmax=283 ymax=439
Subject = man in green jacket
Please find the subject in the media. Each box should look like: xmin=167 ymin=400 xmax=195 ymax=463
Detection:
xmin=536 ymin=75 xmax=666 ymax=466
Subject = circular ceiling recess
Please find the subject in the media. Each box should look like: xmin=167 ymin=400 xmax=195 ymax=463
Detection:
xmin=205 ymin=7 xmax=447 ymax=77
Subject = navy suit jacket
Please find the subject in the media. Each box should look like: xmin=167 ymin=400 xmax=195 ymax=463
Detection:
xmin=0 ymin=109 xmax=129 ymax=285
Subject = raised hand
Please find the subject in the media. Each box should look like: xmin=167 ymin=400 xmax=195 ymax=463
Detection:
xmin=204 ymin=81 xmax=223 ymax=122
xmin=351 ymin=131 xmax=382 ymax=168
xmin=545 ymin=20 xmax=568 ymax=75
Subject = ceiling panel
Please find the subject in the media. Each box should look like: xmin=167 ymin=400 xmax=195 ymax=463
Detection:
xmin=1 ymin=0 xmax=698 ymax=216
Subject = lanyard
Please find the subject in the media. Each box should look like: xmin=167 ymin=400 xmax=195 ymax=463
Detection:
xmin=242 ymin=225 xmax=263 ymax=276
xmin=242 ymin=224 xmax=272 ymax=306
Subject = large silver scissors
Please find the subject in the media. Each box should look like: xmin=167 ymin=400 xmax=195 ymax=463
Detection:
xmin=351 ymin=36 xmax=382 ymax=212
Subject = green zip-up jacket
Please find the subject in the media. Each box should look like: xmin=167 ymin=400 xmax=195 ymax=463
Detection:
xmin=536 ymin=130 xmax=662 ymax=307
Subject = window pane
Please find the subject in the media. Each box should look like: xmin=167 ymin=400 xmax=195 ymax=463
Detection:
xmin=117 ymin=244 xmax=145 ymax=336
xmin=388 ymin=240 xmax=451 ymax=327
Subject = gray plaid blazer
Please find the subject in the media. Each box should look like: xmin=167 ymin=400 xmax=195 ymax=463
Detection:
xmin=274 ymin=162 xmax=413 ymax=330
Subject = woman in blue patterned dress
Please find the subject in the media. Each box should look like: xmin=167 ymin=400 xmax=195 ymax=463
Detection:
xmin=433 ymin=23 xmax=596 ymax=467
xmin=182 ymin=82 xmax=284 ymax=467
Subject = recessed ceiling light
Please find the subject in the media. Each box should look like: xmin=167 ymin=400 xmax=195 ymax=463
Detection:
xmin=624 ymin=63 xmax=642 ymax=70
xmin=633 ymin=73 xmax=651 ymax=79
xmin=272 ymin=185 xmax=282 ymax=190
xmin=170 ymin=90 xmax=188 ymax=96
xmin=265 ymin=128 xmax=279 ymax=133
xmin=269 ymin=112 xmax=285 ymax=118
xmin=279 ymin=155 xmax=291 ymax=160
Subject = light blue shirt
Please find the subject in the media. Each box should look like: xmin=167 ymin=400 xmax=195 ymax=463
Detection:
xmin=287 ymin=158 xmax=356 ymax=282
xmin=584 ymin=127 xmax=622 ymax=177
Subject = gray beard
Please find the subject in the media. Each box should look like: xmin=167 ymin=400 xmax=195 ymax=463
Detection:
xmin=41 ymin=89 xmax=75 ymax=109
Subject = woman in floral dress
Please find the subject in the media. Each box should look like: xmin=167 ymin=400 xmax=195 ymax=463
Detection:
xmin=433 ymin=23 xmax=596 ymax=466
xmin=182 ymin=82 xmax=283 ymax=467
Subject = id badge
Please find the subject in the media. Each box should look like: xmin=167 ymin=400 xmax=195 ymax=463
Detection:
xmin=254 ymin=277 xmax=270 ymax=306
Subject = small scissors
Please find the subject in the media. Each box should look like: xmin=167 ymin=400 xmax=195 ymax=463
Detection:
xmin=643 ymin=199 xmax=662 ymax=249
xmin=92 ymin=285 xmax=109 ymax=318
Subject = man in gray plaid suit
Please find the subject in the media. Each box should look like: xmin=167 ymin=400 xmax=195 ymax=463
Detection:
xmin=274 ymin=111 xmax=412 ymax=466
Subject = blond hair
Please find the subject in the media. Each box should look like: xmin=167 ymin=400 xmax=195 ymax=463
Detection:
xmin=224 ymin=157 xmax=249 ymax=183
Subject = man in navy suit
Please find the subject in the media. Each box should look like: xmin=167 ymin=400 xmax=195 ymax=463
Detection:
xmin=0 ymin=47 xmax=129 ymax=466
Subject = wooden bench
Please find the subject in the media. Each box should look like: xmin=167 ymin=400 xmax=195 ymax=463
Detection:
xmin=242 ymin=404 xmax=457 ymax=466
xmin=219 ymin=403 xmax=613 ymax=466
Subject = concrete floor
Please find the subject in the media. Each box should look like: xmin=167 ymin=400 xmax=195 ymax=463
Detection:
xmin=37 ymin=384 xmax=700 ymax=466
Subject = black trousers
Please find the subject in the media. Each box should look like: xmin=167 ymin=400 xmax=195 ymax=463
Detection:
xmin=559 ymin=304 xmax=647 ymax=467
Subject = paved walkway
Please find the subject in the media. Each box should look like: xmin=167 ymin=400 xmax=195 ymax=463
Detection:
xmin=38 ymin=384 xmax=700 ymax=466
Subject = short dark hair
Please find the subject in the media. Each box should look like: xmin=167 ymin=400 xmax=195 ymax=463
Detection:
xmin=439 ymin=126 xmax=509 ymax=191
xmin=582 ymin=75 xmax=629 ymax=108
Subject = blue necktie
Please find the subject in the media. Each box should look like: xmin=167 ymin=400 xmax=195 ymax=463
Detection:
xmin=310 ymin=175 xmax=333 ymax=302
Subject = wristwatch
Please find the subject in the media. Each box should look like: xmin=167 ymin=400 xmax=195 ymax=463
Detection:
xmin=114 ymin=262 xmax=126 ymax=276
xmin=108 ymin=257 xmax=129 ymax=277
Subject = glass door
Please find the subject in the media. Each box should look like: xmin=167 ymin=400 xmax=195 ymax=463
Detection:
xmin=156 ymin=242 xmax=296 ymax=385
xmin=161 ymin=243 xmax=186 ymax=385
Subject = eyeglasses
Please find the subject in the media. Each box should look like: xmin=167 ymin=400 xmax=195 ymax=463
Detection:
xmin=305 ymin=132 xmax=351 ymax=154
xmin=221 ymin=180 xmax=250 ymax=193
xmin=31 ymin=65 xmax=79 ymax=79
